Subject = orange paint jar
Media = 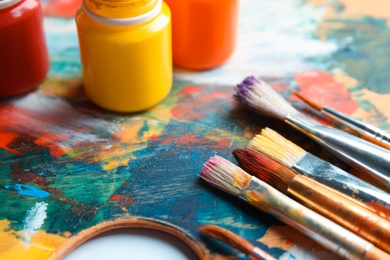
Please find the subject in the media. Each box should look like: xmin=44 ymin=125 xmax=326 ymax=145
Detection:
xmin=164 ymin=0 xmax=238 ymax=70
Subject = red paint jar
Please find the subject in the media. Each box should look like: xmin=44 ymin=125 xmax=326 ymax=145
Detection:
xmin=0 ymin=0 xmax=49 ymax=96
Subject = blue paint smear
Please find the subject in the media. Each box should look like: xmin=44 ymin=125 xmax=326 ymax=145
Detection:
xmin=4 ymin=184 xmax=50 ymax=199
xmin=128 ymin=198 xmax=139 ymax=214
xmin=44 ymin=18 xmax=81 ymax=78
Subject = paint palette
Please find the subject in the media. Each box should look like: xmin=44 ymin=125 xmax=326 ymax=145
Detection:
xmin=1 ymin=1 xmax=389 ymax=259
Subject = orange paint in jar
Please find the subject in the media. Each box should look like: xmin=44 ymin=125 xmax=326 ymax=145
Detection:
xmin=165 ymin=0 xmax=238 ymax=70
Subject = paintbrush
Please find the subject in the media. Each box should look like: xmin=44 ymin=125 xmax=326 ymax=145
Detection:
xmin=233 ymin=76 xmax=390 ymax=189
xmin=292 ymin=90 xmax=390 ymax=150
xmin=247 ymin=127 xmax=390 ymax=221
xmin=199 ymin=155 xmax=390 ymax=260
xmin=200 ymin=225 xmax=277 ymax=260
xmin=233 ymin=148 xmax=390 ymax=253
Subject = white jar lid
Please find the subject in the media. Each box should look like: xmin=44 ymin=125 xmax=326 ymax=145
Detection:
xmin=83 ymin=0 xmax=163 ymax=27
xmin=0 ymin=0 xmax=21 ymax=10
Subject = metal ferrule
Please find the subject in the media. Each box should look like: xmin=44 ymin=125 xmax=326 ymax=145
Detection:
xmin=286 ymin=113 xmax=390 ymax=189
xmin=293 ymin=152 xmax=390 ymax=219
xmin=249 ymin=247 xmax=276 ymax=260
xmin=241 ymin=177 xmax=376 ymax=260
xmin=288 ymin=175 xmax=390 ymax=252
xmin=323 ymin=106 xmax=390 ymax=146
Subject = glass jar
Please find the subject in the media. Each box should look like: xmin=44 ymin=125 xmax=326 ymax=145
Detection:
xmin=75 ymin=0 xmax=172 ymax=112
xmin=165 ymin=0 xmax=238 ymax=70
xmin=0 ymin=0 xmax=49 ymax=96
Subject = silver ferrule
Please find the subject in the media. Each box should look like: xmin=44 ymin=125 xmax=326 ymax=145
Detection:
xmin=323 ymin=106 xmax=390 ymax=145
xmin=250 ymin=246 xmax=277 ymax=260
xmin=286 ymin=113 xmax=390 ymax=189
xmin=293 ymin=153 xmax=390 ymax=210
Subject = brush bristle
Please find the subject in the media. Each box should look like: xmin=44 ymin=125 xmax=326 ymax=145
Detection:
xmin=233 ymin=76 xmax=298 ymax=121
xmin=200 ymin=225 xmax=254 ymax=255
xmin=233 ymin=148 xmax=297 ymax=194
xmin=200 ymin=156 xmax=251 ymax=197
xmin=247 ymin=128 xmax=306 ymax=168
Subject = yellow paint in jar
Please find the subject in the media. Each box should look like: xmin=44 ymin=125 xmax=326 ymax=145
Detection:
xmin=75 ymin=0 xmax=172 ymax=112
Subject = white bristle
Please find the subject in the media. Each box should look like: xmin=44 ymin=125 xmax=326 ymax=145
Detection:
xmin=247 ymin=128 xmax=306 ymax=168
xmin=200 ymin=156 xmax=251 ymax=197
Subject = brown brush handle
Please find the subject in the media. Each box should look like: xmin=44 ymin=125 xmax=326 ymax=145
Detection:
xmin=288 ymin=175 xmax=390 ymax=253
xmin=365 ymin=245 xmax=390 ymax=260
xmin=362 ymin=132 xmax=390 ymax=150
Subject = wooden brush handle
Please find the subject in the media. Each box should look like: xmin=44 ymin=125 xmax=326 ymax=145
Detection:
xmin=365 ymin=246 xmax=390 ymax=260
xmin=288 ymin=175 xmax=390 ymax=253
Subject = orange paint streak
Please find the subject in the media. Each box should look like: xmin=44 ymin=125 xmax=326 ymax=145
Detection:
xmin=181 ymin=84 xmax=202 ymax=95
xmin=203 ymin=90 xmax=230 ymax=100
xmin=214 ymin=138 xmax=231 ymax=148
xmin=271 ymin=84 xmax=285 ymax=92
xmin=109 ymin=194 xmax=122 ymax=202
xmin=294 ymin=70 xmax=358 ymax=115
xmin=112 ymin=120 xmax=145 ymax=144
xmin=246 ymin=190 xmax=262 ymax=203
xmin=259 ymin=224 xmax=326 ymax=253
xmin=159 ymin=134 xmax=231 ymax=149
xmin=171 ymin=85 xmax=230 ymax=120
xmin=0 ymin=132 xmax=21 ymax=155
xmin=0 ymin=220 xmax=68 ymax=259
xmin=170 ymin=107 xmax=206 ymax=120
xmin=0 ymin=102 xmax=97 ymax=159
xmin=34 ymin=135 xmax=65 ymax=158
xmin=43 ymin=0 xmax=82 ymax=18
xmin=109 ymin=194 xmax=134 ymax=207
xmin=353 ymin=89 xmax=390 ymax=124
xmin=161 ymin=134 xmax=204 ymax=146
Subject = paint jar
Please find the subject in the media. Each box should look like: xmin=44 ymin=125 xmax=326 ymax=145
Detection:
xmin=164 ymin=0 xmax=238 ymax=70
xmin=75 ymin=0 xmax=172 ymax=112
xmin=0 ymin=0 xmax=49 ymax=96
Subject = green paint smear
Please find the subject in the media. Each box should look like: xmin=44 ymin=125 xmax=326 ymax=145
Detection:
xmin=321 ymin=15 xmax=390 ymax=94
xmin=309 ymin=7 xmax=390 ymax=130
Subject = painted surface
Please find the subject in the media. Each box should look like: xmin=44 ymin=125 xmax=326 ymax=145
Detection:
xmin=1 ymin=0 xmax=389 ymax=259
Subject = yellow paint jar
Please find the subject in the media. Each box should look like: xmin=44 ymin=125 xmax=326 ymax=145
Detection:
xmin=75 ymin=0 xmax=172 ymax=112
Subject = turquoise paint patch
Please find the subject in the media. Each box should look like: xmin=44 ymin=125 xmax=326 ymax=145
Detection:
xmin=44 ymin=18 xmax=81 ymax=78
xmin=4 ymin=184 xmax=50 ymax=199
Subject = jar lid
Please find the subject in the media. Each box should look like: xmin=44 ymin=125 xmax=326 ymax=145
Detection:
xmin=84 ymin=0 xmax=159 ymax=19
xmin=0 ymin=0 xmax=21 ymax=10
xmin=83 ymin=0 xmax=162 ymax=26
